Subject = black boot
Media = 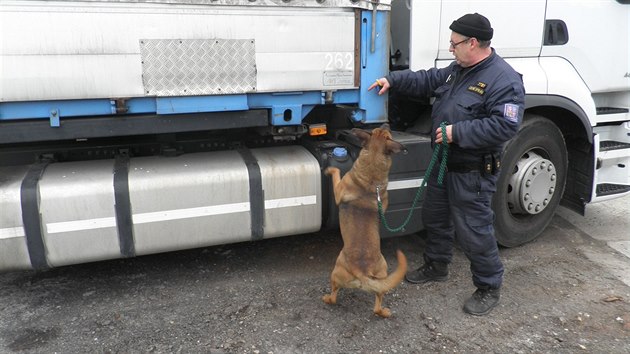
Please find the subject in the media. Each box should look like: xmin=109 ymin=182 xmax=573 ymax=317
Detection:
xmin=463 ymin=287 xmax=500 ymax=316
xmin=405 ymin=260 xmax=448 ymax=284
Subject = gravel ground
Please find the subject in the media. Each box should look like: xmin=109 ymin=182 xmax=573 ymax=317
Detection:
xmin=1 ymin=214 xmax=629 ymax=353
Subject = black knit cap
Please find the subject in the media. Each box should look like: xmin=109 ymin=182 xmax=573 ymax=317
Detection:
xmin=449 ymin=13 xmax=493 ymax=41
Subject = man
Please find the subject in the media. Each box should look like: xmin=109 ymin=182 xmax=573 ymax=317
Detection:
xmin=368 ymin=13 xmax=525 ymax=316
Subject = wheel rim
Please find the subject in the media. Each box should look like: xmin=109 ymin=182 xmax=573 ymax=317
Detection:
xmin=507 ymin=150 xmax=557 ymax=215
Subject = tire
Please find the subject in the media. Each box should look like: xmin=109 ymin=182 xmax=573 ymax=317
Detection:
xmin=493 ymin=114 xmax=568 ymax=247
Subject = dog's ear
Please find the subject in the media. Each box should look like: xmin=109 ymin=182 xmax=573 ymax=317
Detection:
xmin=386 ymin=139 xmax=406 ymax=155
xmin=351 ymin=128 xmax=372 ymax=147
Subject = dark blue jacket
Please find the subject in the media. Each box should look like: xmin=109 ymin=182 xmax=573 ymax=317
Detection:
xmin=386 ymin=49 xmax=525 ymax=164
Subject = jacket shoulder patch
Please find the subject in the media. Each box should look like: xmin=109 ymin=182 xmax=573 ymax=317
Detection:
xmin=504 ymin=104 xmax=519 ymax=122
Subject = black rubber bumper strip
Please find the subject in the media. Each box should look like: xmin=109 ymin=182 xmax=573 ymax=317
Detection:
xmin=238 ymin=148 xmax=264 ymax=241
xmin=114 ymin=155 xmax=136 ymax=258
xmin=20 ymin=161 xmax=51 ymax=270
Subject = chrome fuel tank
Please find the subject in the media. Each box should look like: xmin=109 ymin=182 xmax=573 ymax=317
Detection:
xmin=0 ymin=146 xmax=321 ymax=271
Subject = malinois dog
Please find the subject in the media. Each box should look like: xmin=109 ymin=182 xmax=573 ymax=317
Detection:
xmin=323 ymin=123 xmax=407 ymax=318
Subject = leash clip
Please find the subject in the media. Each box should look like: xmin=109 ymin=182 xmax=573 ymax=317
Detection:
xmin=375 ymin=185 xmax=382 ymax=203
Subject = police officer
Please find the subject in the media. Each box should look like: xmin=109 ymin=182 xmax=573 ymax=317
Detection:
xmin=369 ymin=13 xmax=525 ymax=315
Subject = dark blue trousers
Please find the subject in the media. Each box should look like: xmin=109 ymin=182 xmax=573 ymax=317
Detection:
xmin=421 ymin=166 xmax=504 ymax=289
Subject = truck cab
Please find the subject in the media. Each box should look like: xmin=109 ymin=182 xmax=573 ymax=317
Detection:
xmin=390 ymin=0 xmax=630 ymax=246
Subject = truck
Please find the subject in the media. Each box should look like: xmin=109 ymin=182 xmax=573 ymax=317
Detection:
xmin=1 ymin=0 xmax=629 ymax=271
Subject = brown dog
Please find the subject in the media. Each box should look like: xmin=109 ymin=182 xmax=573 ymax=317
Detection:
xmin=322 ymin=123 xmax=407 ymax=318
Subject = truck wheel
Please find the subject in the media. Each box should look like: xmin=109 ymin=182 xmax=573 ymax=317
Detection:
xmin=493 ymin=115 xmax=568 ymax=247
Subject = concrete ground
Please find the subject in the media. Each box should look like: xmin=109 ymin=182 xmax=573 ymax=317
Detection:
xmin=556 ymin=194 xmax=630 ymax=286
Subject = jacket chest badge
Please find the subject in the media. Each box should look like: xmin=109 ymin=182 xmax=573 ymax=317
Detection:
xmin=467 ymin=81 xmax=487 ymax=96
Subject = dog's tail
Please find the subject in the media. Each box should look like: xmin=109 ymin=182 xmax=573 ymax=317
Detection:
xmin=362 ymin=250 xmax=408 ymax=293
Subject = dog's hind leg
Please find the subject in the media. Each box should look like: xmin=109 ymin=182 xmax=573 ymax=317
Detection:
xmin=322 ymin=269 xmax=343 ymax=304
xmin=322 ymin=278 xmax=339 ymax=305
xmin=323 ymin=263 xmax=355 ymax=305
xmin=373 ymin=293 xmax=392 ymax=318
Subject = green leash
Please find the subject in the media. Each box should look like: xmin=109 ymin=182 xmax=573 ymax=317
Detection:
xmin=377 ymin=121 xmax=449 ymax=233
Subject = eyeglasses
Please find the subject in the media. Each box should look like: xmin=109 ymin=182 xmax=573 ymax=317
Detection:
xmin=449 ymin=38 xmax=470 ymax=49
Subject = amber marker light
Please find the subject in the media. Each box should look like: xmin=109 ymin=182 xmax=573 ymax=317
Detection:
xmin=309 ymin=123 xmax=327 ymax=136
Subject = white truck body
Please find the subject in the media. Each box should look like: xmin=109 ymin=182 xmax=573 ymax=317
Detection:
xmin=1 ymin=0 xmax=629 ymax=271
xmin=1 ymin=0 xmax=359 ymax=101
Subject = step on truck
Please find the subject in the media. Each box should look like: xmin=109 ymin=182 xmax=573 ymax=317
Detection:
xmin=1 ymin=0 xmax=629 ymax=271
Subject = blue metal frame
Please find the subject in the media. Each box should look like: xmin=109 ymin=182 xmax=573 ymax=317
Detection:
xmin=358 ymin=9 xmax=389 ymax=124
xmin=0 ymin=10 xmax=389 ymax=128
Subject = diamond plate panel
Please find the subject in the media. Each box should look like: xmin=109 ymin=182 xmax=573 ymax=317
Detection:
xmin=140 ymin=39 xmax=257 ymax=96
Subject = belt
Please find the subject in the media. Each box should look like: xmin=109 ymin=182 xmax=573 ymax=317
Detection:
xmin=447 ymin=152 xmax=501 ymax=175
xmin=447 ymin=162 xmax=482 ymax=174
